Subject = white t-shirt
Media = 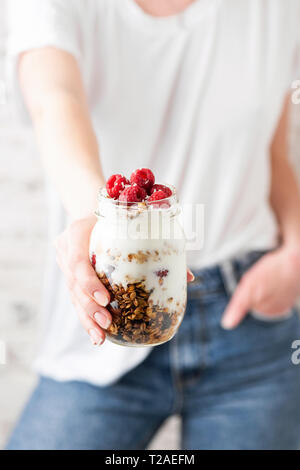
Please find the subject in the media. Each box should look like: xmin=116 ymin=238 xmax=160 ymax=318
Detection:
xmin=7 ymin=0 xmax=300 ymax=385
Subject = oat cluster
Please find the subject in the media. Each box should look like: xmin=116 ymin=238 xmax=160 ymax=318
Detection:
xmin=98 ymin=272 xmax=181 ymax=346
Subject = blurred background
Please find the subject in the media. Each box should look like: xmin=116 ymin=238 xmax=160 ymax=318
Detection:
xmin=0 ymin=0 xmax=300 ymax=450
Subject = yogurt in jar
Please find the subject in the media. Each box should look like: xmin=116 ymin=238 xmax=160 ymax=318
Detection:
xmin=90 ymin=186 xmax=187 ymax=347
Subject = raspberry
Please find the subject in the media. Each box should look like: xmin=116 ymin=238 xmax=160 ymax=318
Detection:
xmin=130 ymin=168 xmax=155 ymax=194
xmin=106 ymin=174 xmax=129 ymax=199
xmin=148 ymin=190 xmax=168 ymax=202
xmin=155 ymin=269 xmax=169 ymax=278
xmin=150 ymin=184 xmax=173 ymax=198
xmin=148 ymin=190 xmax=170 ymax=208
xmin=119 ymin=184 xmax=147 ymax=203
xmin=91 ymin=253 xmax=96 ymax=268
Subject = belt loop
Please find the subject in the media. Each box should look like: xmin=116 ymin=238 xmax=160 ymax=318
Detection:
xmin=219 ymin=259 xmax=238 ymax=297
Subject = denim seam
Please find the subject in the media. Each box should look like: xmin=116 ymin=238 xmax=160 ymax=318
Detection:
xmin=219 ymin=260 xmax=238 ymax=297
xmin=185 ymin=300 xmax=208 ymax=385
xmin=169 ymin=335 xmax=184 ymax=415
xmin=198 ymin=301 xmax=208 ymax=372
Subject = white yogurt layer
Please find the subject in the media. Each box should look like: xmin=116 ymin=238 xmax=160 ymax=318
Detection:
xmin=90 ymin=206 xmax=187 ymax=310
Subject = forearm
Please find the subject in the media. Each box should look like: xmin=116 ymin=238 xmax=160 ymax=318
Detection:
xmin=19 ymin=48 xmax=104 ymax=219
xmin=270 ymin=94 xmax=300 ymax=250
xmin=270 ymin=156 xmax=300 ymax=248
xmin=33 ymin=93 xmax=104 ymax=219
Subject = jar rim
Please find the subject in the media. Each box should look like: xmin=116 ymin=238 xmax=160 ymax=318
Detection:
xmin=97 ymin=184 xmax=178 ymax=209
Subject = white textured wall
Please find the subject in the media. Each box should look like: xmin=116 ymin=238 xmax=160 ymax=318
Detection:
xmin=0 ymin=0 xmax=300 ymax=450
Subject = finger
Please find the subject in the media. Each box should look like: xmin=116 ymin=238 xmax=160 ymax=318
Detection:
xmin=73 ymin=284 xmax=112 ymax=330
xmin=72 ymin=259 xmax=110 ymax=307
xmin=221 ymin=278 xmax=252 ymax=329
xmin=65 ymin=220 xmax=110 ymax=306
xmin=187 ymin=268 xmax=195 ymax=283
xmin=74 ymin=299 xmax=106 ymax=346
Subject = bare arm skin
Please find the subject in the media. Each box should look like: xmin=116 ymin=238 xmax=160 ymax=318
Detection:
xmin=269 ymin=95 xmax=300 ymax=247
xmin=222 ymin=94 xmax=300 ymax=328
xmin=19 ymin=48 xmax=104 ymax=219
xmin=19 ymin=47 xmax=194 ymax=346
xmin=19 ymin=48 xmax=111 ymax=345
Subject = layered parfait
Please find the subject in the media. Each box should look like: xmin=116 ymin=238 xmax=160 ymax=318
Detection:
xmin=90 ymin=168 xmax=187 ymax=347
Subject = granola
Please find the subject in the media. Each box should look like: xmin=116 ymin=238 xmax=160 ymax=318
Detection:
xmin=98 ymin=272 xmax=183 ymax=346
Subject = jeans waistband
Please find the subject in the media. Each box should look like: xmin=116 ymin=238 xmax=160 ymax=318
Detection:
xmin=188 ymin=250 xmax=268 ymax=295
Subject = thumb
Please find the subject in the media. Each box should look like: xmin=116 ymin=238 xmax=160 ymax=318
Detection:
xmin=221 ymin=279 xmax=252 ymax=330
xmin=187 ymin=268 xmax=195 ymax=283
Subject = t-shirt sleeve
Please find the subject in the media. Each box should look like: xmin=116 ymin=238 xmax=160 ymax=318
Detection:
xmin=6 ymin=0 xmax=83 ymax=124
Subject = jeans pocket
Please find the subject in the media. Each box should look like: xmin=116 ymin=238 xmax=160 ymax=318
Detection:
xmin=220 ymin=251 xmax=296 ymax=325
xmin=250 ymin=309 xmax=294 ymax=323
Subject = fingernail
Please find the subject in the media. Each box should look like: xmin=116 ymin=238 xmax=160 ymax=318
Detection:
xmin=188 ymin=269 xmax=195 ymax=282
xmin=221 ymin=316 xmax=234 ymax=330
xmin=94 ymin=312 xmax=111 ymax=329
xmin=94 ymin=291 xmax=109 ymax=307
xmin=89 ymin=328 xmax=104 ymax=346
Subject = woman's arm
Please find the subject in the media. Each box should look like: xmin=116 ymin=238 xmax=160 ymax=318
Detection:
xmin=19 ymin=48 xmax=111 ymax=345
xmin=222 ymin=94 xmax=300 ymax=329
xmin=19 ymin=47 xmax=104 ymax=219
xmin=270 ymin=95 xmax=300 ymax=248
xmin=19 ymin=47 xmax=194 ymax=345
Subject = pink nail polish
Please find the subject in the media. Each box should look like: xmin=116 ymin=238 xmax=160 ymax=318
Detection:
xmin=89 ymin=328 xmax=103 ymax=345
xmin=94 ymin=291 xmax=109 ymax=307
xmin=94 ymin=312 xmax=111 ymax=329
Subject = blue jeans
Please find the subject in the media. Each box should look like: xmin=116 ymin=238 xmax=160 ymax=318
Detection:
xmin=6 ymin=252 xmax=300 ymax=450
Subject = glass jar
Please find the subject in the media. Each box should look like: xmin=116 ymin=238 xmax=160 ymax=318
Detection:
xmin=89 ymin=186 xmax=186 ymax=347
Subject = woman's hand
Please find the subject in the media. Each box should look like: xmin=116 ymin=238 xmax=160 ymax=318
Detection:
xmin=55 ymin=215 xmax=195 ymax=345
xmin=221 ymin=245 xmax=300 ymax=329
xmin=55 ymin=215 xmax=112 ymax=346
